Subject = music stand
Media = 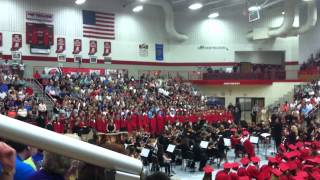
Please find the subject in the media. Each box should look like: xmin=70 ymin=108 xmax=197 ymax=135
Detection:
xmin=140 ymin=148 xmax=150 ymax=158
xmin=200 ymin=141 xmax=209 ymax=149
xmin=223 ymin=138 xmax=231 ymax=147
xmin=166 ymin=144 xmax=176 ymax=153
xmin=250 ymin=136 xmax=259 ymax=144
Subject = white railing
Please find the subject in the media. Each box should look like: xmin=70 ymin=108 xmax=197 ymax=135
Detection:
xmin=0 ymin=115 xmax=143 ymax=179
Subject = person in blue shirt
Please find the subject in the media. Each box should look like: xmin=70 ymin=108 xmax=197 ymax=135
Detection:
xmin=3 ymin=141 xmax=35 ymax=180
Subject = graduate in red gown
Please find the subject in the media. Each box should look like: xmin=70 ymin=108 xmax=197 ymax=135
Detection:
xmin=131 ymin=111 xmax=138 ymax=131
xmin=126 ymin=114 xmax=133 ymax=133
xmin=229 ymin=162 xmax=240 ymax=180
xmin=53 ymin=119 xmax=64 ymax=134
xmin=202 ymin=165 xmax=214 ymax=180
xmin=216 ymin=162 xmax=232 ymax=180
xmin=238 ymin=157 xmax=250 ymax=177
xmin=150 ymin=114 xmax=157 ymax=135
xmin=247 ymin=156 xmax=260 ymax=179
xmin=241 ymin=131 xmax=255 ymax=158
xmin=156 ymin=111 xmax=165 ymax=135
xmin=142 ymin=113 xmax=149 ymax=132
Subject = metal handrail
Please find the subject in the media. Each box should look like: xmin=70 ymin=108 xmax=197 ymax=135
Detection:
xmin=0 ymin=115 xmax=143 ymax=178
xmin=306 ymin=103 xmax=320 ymax=118
xmin=33 ymin=79 xmax=55 ymax=105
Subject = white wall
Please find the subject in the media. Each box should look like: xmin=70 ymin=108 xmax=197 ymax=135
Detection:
xmin=0 ymin=0 xmax=299 ymax=63
xmin=299 ymin=0 xmax=320 ymax=63
xmin=197 ymin=82 xmax=303 ymax=107
xmin=235 ymin=51 xmax=285 ymax=64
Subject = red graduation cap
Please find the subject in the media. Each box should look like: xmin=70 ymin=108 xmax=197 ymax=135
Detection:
xmin=279 ymin=163 xmax=289 ymax=172
xmin=284 ymin=151 xmax=297 ymax=159
xmin=271 ymin=168 xmax=282 ymax=177
xmin=288 ymin=144 xmax=297 ymax=151
xmin=302 ymin=164 xmax=313 ymax=170
xmin=311 ymin=171 xmax=320 ymax=179
xmin=240 ymin=157 xmax=251 ymax=166
xmin=223 ymin=162 xmax=233 ymax=169
xmin=268 ymin=157 xmax=279 ymax=164
xmin=296 ymin=171 xmax=308 ymax=178
xmin=296 ymin=142 xmax=304 ymax=149
xmin=279 ymin=144 xmax=286 ymax=152
xmin=203 ymin=165 xmax=214 ymax=174
xmin=251 ymin=156 xmax=260 ymax=164
xmin=242 ymin=131 xmax=249 ymax=136
xmin=232 ymin=162 xmax=240 ymax=170
xmin=239 ymin=176 xmax=250 ymax=180
xmin=304 ymin=142 xmax=312 ymax=146
xmin=287 ymin=161 xmax=297 ymax=170
xmin=230 ymin=128 xmax=237 ymax=132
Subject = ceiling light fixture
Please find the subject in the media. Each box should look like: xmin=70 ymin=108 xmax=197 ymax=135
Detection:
xmin=282 ymin=11 xmax=285 ymax=15
xmin=75 ymin=0 xmax=86 ymax=5
xmin=189 ymin=3 xmax=203 ymax=10
xmin=132 ymin=5 xmax=144 ymax=13
xmin=208 ymin=12 xmax=219 ymax=19
xmin=248 ymin=6 xmax=261 ymax=11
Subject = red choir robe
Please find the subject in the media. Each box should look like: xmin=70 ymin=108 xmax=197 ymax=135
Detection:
xmin=127 ymin=117 xmax=133 ymax=133
xmin=142 ymin=114 xmax=150 ymax=132
xmin=96 ymin=119 xmax=107 ymax=133
xmin=189 ymin=114 xmax=198 ymax=124
xmin=131 ymin=113 xmax=138 ymax=131
xmin=150 ymin=117 xmax=157 ymax=135
xmin=53 ymin=121 xmax=64 ymax=134
xmin=156 ymin=113 xmax=165 ymax=135
xmin=89 ymin=119 xmax=96 ymax=129
xmin=177 ymin=114 xmax=185 ymax=124
xmin=115 ymin=118 xmax=121 ymax=131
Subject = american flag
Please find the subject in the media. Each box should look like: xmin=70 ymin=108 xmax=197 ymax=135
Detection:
xmin=82 ymin=10 xmax=115 ymax=40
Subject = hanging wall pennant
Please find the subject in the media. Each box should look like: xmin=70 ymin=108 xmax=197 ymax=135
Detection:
xmin=0 ymin=32 xmax=2 ymax=47
xmin=89 ymin=40 xmax=97 ymax=55
xmin=72 ymin=39 xmax=82 ymax=54
xmin=56 ymin=37 xmax=65 ymax=53
xmin=11 ymin=34 xmax=22 ymax=51
xmin=103 ymin=41 xmax=111 ymax=56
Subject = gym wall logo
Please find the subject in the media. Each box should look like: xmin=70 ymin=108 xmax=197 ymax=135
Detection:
xmin=197 ymin=45 xmax=229 ymax=51
xmin=89 ymin=40 xmax=97 ymax=55
xmin=0 ymin=32 xmax=2 ymax=47
xmin=139 ymin=43 xmax=149 ymax=57
xmin=26 ymin=11 xmax=53 ymax=23
xmin=11 ymin=34 xmax=22 ymax=51
xmin=56 ymin=38 xmax=65 ymax=53
xmin=103 ymin=42 xmax=111 ymax=56
xmin=73 ymin=39 xmax=82 ymax=54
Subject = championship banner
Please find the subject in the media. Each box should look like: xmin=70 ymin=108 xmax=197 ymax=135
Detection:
xmin=155 ymin=43 xmax=164 ymax=61
xmin=139 ymin=43 xmax=148 ymax=57
xmin=89 ymin=40 xmax=97 ymax=55
xmin=11 ymin=34 xmax=22 ymax=51
xmin=103 ymin=42 xmax=111 ymax=56
xmin=0 ymin=32 xmax=2 ymax=47
xmin=56 ymin=37 xmax=65 ymax=53
xmin=72 ymin=39 xmax=82 ymax=54
xmin=61 ymin=67 xmax=105 ymax=75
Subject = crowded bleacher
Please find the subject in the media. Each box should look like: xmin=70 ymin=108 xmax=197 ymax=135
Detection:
xmin=0 ymin=58 xmax=320 ymax=180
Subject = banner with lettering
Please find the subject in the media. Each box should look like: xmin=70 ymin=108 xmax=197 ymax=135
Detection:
xmin=103 ymin=41 xmax=111 ymax=56
xmin=72 ymin=39 xmax=82 ymax=54
xmin=89 ymin=40 xmax=97 ymax=55
xmin=0 ymin=32 xmax=2 ymax=47
xmin=11 ymin=34 xmax=22 ymax=51
xmin=155 ymin=43 xmax=164 ymax=61
xmin=56 ymin=37 xmax=65 ymax=53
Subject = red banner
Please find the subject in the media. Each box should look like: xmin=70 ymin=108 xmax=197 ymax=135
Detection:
xmin=72 ymin=39 xmax=82 ymax=54
xmin=0 ymin=32 xmax=2 ymax=47
xmin=103 ymin=41 xmax=111 ymax=56
xmin=89 ymin=40 xmax=97 ymax=55
xmin=11 ymin=34 xmax=22 ymax=51
xmin=61 ymin=67 xmax=105 ymax=75
xmin=56 ymin=37 xmax=65 ymax=53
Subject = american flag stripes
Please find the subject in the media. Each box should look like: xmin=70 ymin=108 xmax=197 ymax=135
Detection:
xmin=82 ymin=10 xmax=115 ymax=40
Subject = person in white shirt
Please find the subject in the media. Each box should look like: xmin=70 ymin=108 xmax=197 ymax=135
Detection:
xmin=17 ymin=106 xmax=28 ymax=121
xmin=19 ymin=61 xmax=25 ymax=78
xmin=38 ymin=100 xmax=47 ymax=116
